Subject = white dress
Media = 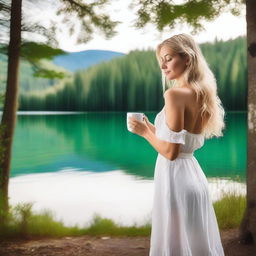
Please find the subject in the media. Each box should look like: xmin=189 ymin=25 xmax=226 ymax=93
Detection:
xmin=149 ymin=108 xmax=225 ymax=256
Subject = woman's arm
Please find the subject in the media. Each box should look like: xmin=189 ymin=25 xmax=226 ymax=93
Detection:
xmin=144 ymin=89 xmax=185 ymax=160
xmin=143 ymin=115 xmax=156 ymax=134
xmin=143 ymin=130 xmax=176 ymax=160
xmin=129 ymin=116 xmax=173 ymax=159
xmin=128 ymin=90 xmax=185 ymax=160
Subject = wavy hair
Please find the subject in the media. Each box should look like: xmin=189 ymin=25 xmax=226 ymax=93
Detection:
xmin=155 ymin=33 xmax=226 ymax=139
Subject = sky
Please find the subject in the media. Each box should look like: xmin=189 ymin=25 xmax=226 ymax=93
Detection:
xmin=30 ymin=0 xmax=246 ymax=54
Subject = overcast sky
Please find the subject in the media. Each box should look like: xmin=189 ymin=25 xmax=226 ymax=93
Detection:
xmin=31 ymin=0 xmax=246 ymax=54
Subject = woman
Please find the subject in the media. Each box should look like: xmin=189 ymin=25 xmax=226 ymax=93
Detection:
xmin=128 ymin=33 xmax=225 ymax=255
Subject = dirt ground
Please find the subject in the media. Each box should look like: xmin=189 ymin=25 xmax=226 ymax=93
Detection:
xmin=0 ymin=228 xmax=255 ymax=256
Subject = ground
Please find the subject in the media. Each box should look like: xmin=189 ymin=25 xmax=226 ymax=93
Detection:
xmin=0 ymin=228 xmax=255 ymax=256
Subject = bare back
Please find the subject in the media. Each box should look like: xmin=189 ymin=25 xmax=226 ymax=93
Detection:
xmin=179 ymin=87 xmax=208 ymax=134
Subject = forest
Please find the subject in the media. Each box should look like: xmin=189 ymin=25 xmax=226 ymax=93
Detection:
xmin=2 ymin=36 xmax=247 ymax=111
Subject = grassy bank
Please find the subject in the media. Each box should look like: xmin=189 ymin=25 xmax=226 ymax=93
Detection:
xmin=0 ymin=191 xmax=245 ymax=239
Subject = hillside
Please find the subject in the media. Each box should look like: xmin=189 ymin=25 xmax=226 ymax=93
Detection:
xmin=0 ymin=50 xmax=126 ymax=94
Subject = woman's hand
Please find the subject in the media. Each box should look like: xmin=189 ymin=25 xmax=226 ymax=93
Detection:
xmin=143 ymin=114 xmax=156 ymax=134
xmin=143 ymin=114 xmax=149 ymax=123
xmin=128 ymin=116 xmax=150 ymax=137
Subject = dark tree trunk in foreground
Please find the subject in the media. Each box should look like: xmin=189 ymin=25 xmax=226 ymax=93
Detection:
xmin=239 ymin=0 xmax=256 ymax=246
xmin=0 ymin=0 xmax=22 ymax=224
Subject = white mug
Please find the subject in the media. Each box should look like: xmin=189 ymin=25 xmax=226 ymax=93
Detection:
xmin=127 ymin=112 xmax=144 ymax=132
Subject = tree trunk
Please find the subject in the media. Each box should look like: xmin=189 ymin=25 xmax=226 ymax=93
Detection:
xmin=0 ymin=0 xmax=22 ymax=224
xmin=239 ymin=0 xmax=256 ymax=245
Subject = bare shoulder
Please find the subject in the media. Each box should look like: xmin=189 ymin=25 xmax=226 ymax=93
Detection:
xmin=163 ymin=88 xmax=189 ymax=105
xmin=164 ymin=87 xmax=192 ymax=96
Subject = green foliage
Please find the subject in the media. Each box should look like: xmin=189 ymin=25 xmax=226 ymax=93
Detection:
xmin=0 ymin=53 xmax=71 ymax=101
xmin=130 ymin=0 xmax=244 ymax=33
xmin=12 ymin=202 xmax=33 ymax=237
xmin=19 ymin=36 xmax=247 ymax=111
xmin=57 ymin=0 xmax=121 ymax=44
xmin=0 ymin=190 xmax=246 ymax=238
xmin=0 ymin=202 xmax=150 ymax=238
xmin=0 ymin=43 xmax=70 ymax=87
xmin=200 ymin=36 xmax=247 ymax=110
xmin=18 ymin=42 xmax=69 ymax=79
xmin=84 ymin=214 xmax=151 ymax=236
xmin=1 ymin=202 xmax=83 ymax=238
xmin=213 ymin=190 xmax=246 ymax=229
xmin=32 ymin=68 xmax=67 ymax=79
xmin=0 ymin=0 xmax=120 ymax=47
xmin=20 ymin=42 xmax=66 ymax=62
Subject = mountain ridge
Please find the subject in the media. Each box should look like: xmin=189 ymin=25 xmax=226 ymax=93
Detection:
xmin=53 ymin=49 xmax=126 ymax=72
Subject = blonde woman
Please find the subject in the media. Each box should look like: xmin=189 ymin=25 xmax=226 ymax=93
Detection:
xmin=128 ymin=33 xmax=225 ymax=255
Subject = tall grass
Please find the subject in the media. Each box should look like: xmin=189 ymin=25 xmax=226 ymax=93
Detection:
xmin=0 ymin=191 xmax=246 ymax=239
xmin=213 ymin=190 xmax=246 ymax=229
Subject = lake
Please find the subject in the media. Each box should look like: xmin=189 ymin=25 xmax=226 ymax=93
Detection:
xmin=8 ymin=111 xmax=247 ymax=227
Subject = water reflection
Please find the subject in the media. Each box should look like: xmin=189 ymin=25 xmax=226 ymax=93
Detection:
xmin=11 ymin=111 xmax=246 ymax=181
xmin=9 ymin=170 xmax=246 ymax=228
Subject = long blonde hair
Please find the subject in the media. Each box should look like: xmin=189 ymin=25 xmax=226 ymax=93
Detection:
xmin=155 ymin=33 xmax=226 ymax=139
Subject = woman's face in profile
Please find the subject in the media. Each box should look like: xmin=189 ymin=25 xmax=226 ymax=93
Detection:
xmin=159 ymin=44 xmax=188 ymax=81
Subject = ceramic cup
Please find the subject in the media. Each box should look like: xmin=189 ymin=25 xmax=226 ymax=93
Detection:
xmin=127 ymin=112 xmax=144 ymax=132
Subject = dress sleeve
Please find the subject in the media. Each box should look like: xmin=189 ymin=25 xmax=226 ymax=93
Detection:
xmin=156 ymin=123 xmax=187 ymax=144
